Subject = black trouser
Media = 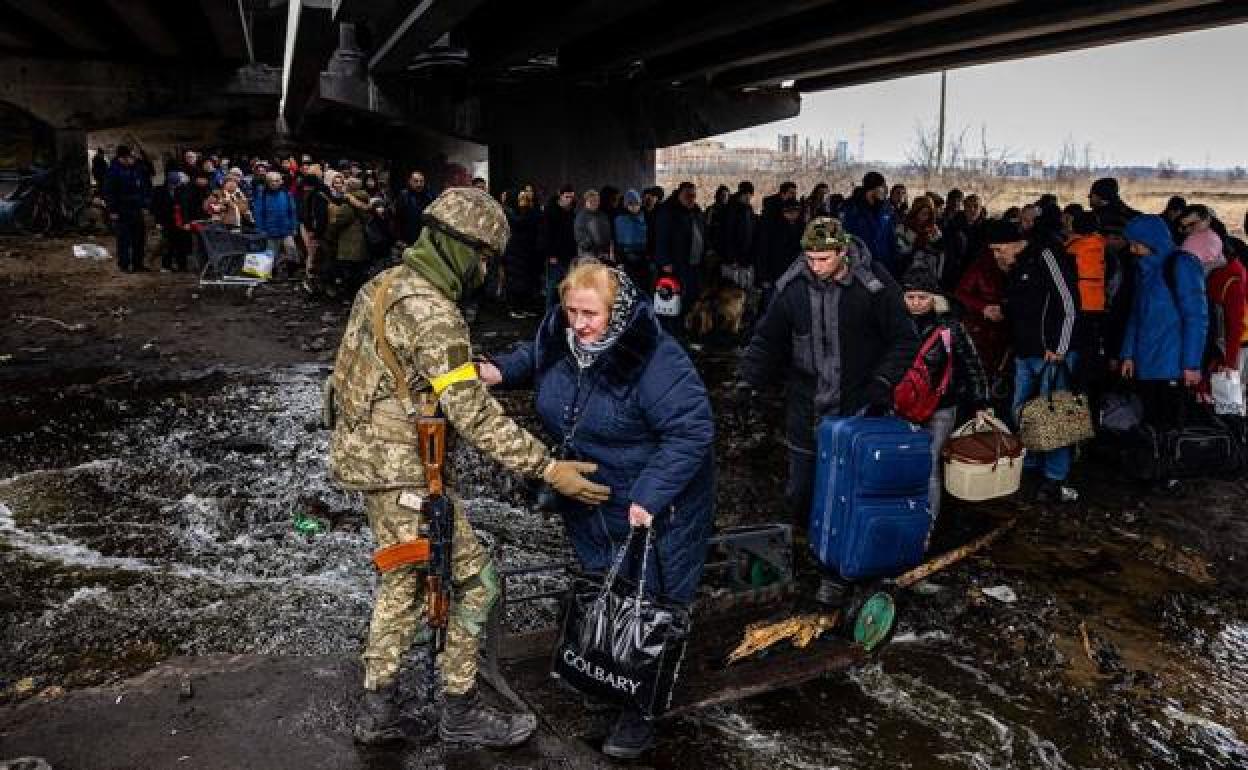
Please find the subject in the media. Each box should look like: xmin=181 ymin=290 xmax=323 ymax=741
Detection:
xmin=1074 ymin=313 xmax=1109 ymax=425
xmin=1138 ymin=379 xmax=1183 ymax=432
xmin=787 ymin=448 xmax=815 ymax=533
xmin=115 ymin=211 xmax=146 ymax=270
xmin=162 ymin=227 xmax=191 ymax=271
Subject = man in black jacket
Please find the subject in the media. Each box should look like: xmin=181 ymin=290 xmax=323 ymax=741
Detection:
xmin=754 ymin=198 xmax=805 ymax=307
xmin=720 ymin=181 xmax=757 ymax=269
xmin=988 ymin=219 xmax=1081 ymax=503
xmin=739 ymin=217 xmax=918 ymax=535
xmin=655 ymin=182 xmax=707 ymax=321
xmin=538 ymin=185 xmax=578 ymax=310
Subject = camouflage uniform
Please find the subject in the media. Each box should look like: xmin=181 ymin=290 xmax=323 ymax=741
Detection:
xmin=329 ymin=264 xmax=551 ymax=694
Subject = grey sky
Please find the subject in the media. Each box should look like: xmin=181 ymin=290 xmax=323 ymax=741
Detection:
xmin=713 ymin=22 xmax=1248 ymax=169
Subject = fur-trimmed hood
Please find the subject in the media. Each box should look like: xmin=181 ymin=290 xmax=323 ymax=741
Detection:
xmin=535 ymin=300 xmax=660 ymax=387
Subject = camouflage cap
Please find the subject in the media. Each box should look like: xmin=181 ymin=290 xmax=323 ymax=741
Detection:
xmin=801 ymin=216 xmax=849 ymax=252
xmin=422 ymin=187 xmax=510 ymax=257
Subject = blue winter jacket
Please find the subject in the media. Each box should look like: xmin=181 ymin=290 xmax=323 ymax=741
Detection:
xmin=614 ymin=211 xmax=647 ymax=256
xmin=103 ymin=160 xmax=151 ymax=214
xmin=492 ymin=300 xmax=715 ymax=603
xmin=252 ymin=188 xmax=299 ymax=238
xmin=841 ymin=196 xmax=898 ymax=275
xmin=1120 ymin=215 xmax=1209 ymax=380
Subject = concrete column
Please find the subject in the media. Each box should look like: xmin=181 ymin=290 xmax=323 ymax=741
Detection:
xmin=52 ymin=128 xmax=91 ymax=210
xmin=485 ymin=85 xmax=654 ymax=198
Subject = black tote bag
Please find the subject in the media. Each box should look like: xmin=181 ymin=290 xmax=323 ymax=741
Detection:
xmin=550 ymin=527 xmax=692 ymax=720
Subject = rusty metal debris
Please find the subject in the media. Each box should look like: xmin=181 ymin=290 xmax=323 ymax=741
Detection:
xmin=726 ymin=612 xmax=840 ymax=665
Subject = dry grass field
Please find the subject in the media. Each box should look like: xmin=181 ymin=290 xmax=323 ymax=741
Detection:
xmin=659 ymin=171 xmax=1248 ymax=237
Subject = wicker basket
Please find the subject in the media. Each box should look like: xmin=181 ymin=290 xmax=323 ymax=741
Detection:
xmin=942 ymin=415 xmax=1026 ymax=502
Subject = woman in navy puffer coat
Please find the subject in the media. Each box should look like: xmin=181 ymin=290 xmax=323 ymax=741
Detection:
xmin=487 ymin=261 xmax=714 ymax=605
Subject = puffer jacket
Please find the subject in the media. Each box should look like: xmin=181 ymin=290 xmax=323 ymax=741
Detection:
xmin=252 ymin=187 xmax=298 ymax=238
xmin=1120 ymin=215 xmax=1208 ymax=379
xmin=327 ymin=191 xmax=370 ymax=262
xmin=492 ymin=300 xmax=714 ymax=603
xmin=955 ymin=251 xmax=1009 ymax=373
xmin=912 ymin=306 xmax=991 ymax=410
xmin=613 ymin=211 xmax=647 ymax=258
xmin=841 ymin=192 xmax=898 ymax=275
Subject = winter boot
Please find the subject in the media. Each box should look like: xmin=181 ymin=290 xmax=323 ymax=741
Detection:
xmin=439 ymin=687 xmax=537 ymax=748
xmin=353 ymin=684 xmax=406 ymax=746
xmin=602 ymin=708 xmax=655 ymax=759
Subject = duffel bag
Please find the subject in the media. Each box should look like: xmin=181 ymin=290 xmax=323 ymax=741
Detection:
xmin=1166 ymin=400 xmax=1242 ymax=478
xmin=942 ymin=414 xmax=1026 ymax=501
xmin=1018 ymin=362 xmax=1095 ymax=452
xmin=551 ymin=527 xmax=691 ymax=720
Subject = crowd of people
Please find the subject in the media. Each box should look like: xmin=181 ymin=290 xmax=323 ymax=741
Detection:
xmin=96 ymin=145 xmax=494 ymax=299
xmin=94 ymin=143 xmax=1248 ymax=514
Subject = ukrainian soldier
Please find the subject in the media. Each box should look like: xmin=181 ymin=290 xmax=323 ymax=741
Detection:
xmin=326 ymin=187 xmax=609 ymax=748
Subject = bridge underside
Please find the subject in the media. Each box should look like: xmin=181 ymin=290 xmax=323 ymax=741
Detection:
xmin=1 ymin=0 xmax=1246 ymax=191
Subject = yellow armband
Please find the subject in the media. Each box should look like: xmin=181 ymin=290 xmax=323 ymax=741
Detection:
xmin=429 ymin=362 xmax=478 ymax=396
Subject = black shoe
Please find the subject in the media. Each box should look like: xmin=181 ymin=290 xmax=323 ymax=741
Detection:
xmin=815 ymin=576 xmax=849 ymax=608
xmin=439 ymin=687 xmax=537 ymax=748
xmin=602 ymin=709 xmax=655 ymax=759
xmin=353 ymin=684 xmax=406 ymax=746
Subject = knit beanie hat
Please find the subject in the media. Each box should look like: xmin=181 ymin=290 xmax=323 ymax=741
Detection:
xmin=862 ymin=171 xmax=886 ymax=192
xmin=984 ymin=219 xmax=1024 ymax=244
xmin=623 ymin=189 xmax=641 ymax=206
xmin=1090 ymin=177 xmax=1119 ymax=201
xmin=900 ymin=267 xmax=940 ymax=294
xmin=1073 ymin=211 xmax=1099 ymax=236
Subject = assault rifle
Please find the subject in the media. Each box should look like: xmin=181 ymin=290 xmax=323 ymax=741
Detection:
xmin=417 ymin=414 xmax=452 ymax=653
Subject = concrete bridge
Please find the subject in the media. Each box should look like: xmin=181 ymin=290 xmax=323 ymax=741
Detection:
xmin=2 ymin=0 xmax=1247 ymax=192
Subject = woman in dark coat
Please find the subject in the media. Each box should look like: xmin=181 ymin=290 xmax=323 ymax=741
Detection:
xmin=503 ymin=189 xmax=542 ymax=317
xmin=481 ymin=260 xmax=714 ymax=759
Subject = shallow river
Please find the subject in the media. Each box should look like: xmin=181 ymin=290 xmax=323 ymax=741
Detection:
xmin=2 ymin=365 xmax=1247 ymax=769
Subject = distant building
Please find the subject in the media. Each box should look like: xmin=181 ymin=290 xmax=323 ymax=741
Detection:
xmin=833 ymin=140 xmax=849 ymax=165
xmin=777 ymin=134 xmax=798 ymax=155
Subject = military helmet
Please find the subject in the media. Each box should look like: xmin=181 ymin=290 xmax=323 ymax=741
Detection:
xmin=801 ymin=216 xmax=850 ymax=252
xmin=422 ymin=186 xmax=510 ymax=257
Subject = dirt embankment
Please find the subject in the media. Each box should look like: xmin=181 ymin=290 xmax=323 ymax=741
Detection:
xmin=0 ymin=234 xmax=347 ymax=383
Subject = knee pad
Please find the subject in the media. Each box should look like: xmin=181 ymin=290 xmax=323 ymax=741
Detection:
xmin=452 ymin=561 xmax=500 ymax=637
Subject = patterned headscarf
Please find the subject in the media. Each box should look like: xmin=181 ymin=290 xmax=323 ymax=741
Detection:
xmin=567 ymin=268 xmax=640 ymax=369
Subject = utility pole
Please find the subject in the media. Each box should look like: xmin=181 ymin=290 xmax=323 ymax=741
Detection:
xmin=935 ymin=70 xmax=947 ymax=178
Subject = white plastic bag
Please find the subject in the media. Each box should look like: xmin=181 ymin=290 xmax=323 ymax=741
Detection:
xmin=241 ymin=250 xmax=274 ymax=281
xmin=1211 ymin=370 xmax=1246 ymax=416
xmin=72 ymin=243 xmax=110 ymax=260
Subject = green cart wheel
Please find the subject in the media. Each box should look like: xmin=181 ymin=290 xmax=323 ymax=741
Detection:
xmin=853 ymin=592 xmax=896 ymax=653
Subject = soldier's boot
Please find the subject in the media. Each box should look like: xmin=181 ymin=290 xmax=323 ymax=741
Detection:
xmin=353 ymin=683 xmax=407 ymax=746
xmin=438 ymin=687 xmax=537 ymax=748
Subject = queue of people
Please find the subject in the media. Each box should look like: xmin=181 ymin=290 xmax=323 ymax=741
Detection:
xmin=316 ymin=171 xmax=1248 ymax=759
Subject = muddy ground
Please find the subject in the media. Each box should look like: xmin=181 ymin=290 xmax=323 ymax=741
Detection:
xmin=2 ymin=235 xmax=1248 ymax=769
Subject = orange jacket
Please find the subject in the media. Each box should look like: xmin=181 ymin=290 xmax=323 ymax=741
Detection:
xmin=1066 ymin=233 xmax=1107 ymax=313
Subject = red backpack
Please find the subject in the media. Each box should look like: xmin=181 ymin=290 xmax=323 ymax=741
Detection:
xmin=893 ymin=327 xmax=953 ymax=423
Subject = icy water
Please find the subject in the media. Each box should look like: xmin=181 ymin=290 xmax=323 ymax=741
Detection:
xmin=2 ymin=365 xmax=1248 ymax=769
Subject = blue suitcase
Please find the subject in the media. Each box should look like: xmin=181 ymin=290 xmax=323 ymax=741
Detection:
xmin=809 ymin=416 xmax=933 ymax=580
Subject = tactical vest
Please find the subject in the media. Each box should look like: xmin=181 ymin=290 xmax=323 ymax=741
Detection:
xmin=327 ymin=266 xmax=455 ymax=490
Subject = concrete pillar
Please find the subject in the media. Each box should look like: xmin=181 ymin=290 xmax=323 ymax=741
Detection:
xmin=52 ymin=128 xmax=90 ymax=210
xmin=486 ymin=85 xmax=654 ymax=198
